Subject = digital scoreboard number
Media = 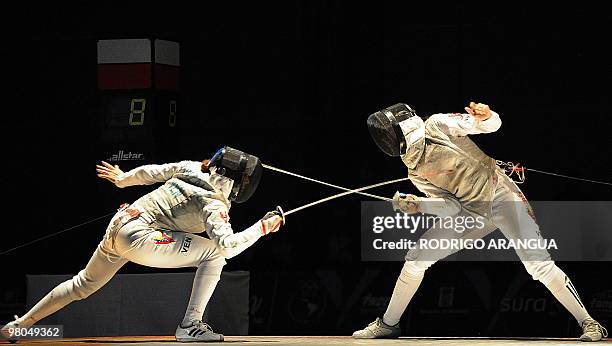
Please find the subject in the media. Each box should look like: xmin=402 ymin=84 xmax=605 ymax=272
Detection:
xmin=129 ymin=98 xmax=146 ymax=125
xmin=103 ymin=94 xmax=177 ymax=128
xmin=168 ymin=100 xmax=177 ymax=127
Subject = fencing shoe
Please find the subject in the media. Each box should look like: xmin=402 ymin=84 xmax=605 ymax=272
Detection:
xmin=352 ymin=317 xmax=400 ymax=339
xmin=1 ymin=315 xmax=20 ymax=344
xmin=580 ymin=318 xmax=608 ymax=342
xmin=175 ymin=320 xmax=223 ymax=342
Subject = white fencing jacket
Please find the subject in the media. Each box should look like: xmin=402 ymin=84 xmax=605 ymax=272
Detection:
xmin=401 ymin=112 xmax=503 ymax=218
xmin=114 ymin=161 xmax=263 ymax=259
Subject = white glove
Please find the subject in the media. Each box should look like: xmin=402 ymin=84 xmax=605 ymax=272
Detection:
xmin=261 ymin=206 xmax=285 ymax=235
xmin=392 ymin=191 xmax=420 ymax=214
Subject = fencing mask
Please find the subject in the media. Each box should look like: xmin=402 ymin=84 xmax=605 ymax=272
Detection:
xmin=367 ymin=103 xmax=419 ymax=157
xmin=209 ymin=146 xmax=263 ymax=203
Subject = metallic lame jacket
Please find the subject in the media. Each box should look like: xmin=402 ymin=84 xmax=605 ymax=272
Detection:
xmin=401 ymin=112 xmax=503 ymax=218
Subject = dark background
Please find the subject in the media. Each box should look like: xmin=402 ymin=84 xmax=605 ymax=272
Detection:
xmin=2 ymin=2 xmax=611 ymax=338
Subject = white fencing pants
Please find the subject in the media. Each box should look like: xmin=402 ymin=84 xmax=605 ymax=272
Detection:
xmin=383 ymin=174 xmax=591 ymax=326
xmin=17 ymin=208 xmax=226 ymax=328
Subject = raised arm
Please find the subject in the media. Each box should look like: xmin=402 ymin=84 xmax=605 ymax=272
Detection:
xmin=96 ymin=161 xmax=184 ymax=188
xmin=427 ymin=101 xmax=501 ymax=137
xmin=204 ymin=201 xmax=283 ymax=259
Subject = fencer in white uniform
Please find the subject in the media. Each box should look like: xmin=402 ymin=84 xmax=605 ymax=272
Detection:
xmin=1 ymin=146 xmax=284 ymax=343
xmin=354 ymin=102 xmax=607 ymax=341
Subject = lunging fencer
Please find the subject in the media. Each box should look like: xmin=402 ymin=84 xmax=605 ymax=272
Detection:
xmin=1 ymin=146 xmax=284 ymax=343
xmin=354 ymin=102 xmax=607 ymax=341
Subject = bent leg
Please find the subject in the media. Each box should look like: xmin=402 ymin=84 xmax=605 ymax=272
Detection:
xmin=381 ymin=209 xmax=497 ymax=326
xmin=17 ymin=242 xmax=127 ymax=327
xmin=116 ymin=229 xmax=227 ymax=324
xmin=181 ymin=257 xmax=225 ymax=325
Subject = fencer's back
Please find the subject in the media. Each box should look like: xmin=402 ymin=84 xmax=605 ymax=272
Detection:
xmin=135 ymin=161 xmax=227 ymax=233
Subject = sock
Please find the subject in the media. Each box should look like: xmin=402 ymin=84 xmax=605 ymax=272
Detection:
xmin=181 ymin=262 xmax=224 ymax=326
xmin=382 ymin=261 xmax=427 ymax=326
xmin=540 ymin=265 xmax=591 ymax=325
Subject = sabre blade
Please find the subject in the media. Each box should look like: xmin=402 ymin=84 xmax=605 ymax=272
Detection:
xmin=283 ymin=177 xmax=409 ymax=216
xmin=263 ymin=163 xmax=391 ymax=201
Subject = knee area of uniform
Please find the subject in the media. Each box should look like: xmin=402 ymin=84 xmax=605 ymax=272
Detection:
xmin=523 ymin=260 xmax=558 ymax=284
xmin=55 ymin=278 xmax=88 ymax=301
xmin=51 ymin=280 xmax=78 ymax=301
xmin=69 ymin=271 xmax=98 ymax=300
xmin=211 ymin=244 xmax=231 ymax=260
xmin=196 ymin=257 xmax=226 ymax=275
xmin=400 ymin=261 xmax=430 ymax=282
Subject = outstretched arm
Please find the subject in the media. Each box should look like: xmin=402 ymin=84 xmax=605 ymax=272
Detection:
xmin=204 ymin=201 xmax=283 ymax=259
xmin=428 ymin=101 xmax=501 ymax=137
xmin=96 ymin=161 xmax=182 ymax=188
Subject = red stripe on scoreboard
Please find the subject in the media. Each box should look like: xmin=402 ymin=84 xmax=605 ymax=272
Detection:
xmin=154 ymin=64 xmax=179 ymax=91
xmin=97 ymin=39 xmax=179 ymax=91
xmin=97 ymin=63 xmax=152 ymax=90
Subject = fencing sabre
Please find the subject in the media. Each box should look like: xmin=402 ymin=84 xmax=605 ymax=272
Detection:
xmin=263 ymin=164 xmax=391 ymax=201
xmin=273 ymin=177 xmax=410 ymax=223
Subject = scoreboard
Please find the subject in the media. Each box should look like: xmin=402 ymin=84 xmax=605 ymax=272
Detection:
xmin=96 ymin=38 xmax=179 ymax=166
xmin=101 ymin=92 xmax=177 ymax=128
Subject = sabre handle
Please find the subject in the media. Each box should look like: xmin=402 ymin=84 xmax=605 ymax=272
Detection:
xmin=276 ymin=206 xmax=285 ymax=225
xmin=392 ymin=191 xmax=420 ymax=213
